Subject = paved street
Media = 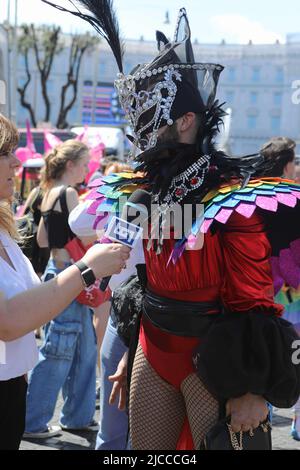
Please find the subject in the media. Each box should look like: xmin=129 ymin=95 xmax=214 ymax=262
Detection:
xmin=20 ymin=392 xmax=100 ymax=451
xmin=20 ymin=396 xmax=300 ymax=450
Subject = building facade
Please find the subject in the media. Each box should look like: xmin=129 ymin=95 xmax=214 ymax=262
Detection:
xmin=12 ymin=33 xmax=300 ymax=155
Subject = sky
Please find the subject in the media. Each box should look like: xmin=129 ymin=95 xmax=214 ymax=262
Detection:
xmin=1 ymin=0 xmax=300 ymax=44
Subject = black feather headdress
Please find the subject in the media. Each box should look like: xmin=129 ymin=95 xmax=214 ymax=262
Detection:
xmin=41 ymin=0 xmax=124 ymax=72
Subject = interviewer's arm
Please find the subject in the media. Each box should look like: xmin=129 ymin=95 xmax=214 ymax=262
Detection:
xmin=0 ymin=265 xmax=83 ymax=340
xmin=0 ymin=243 xmax=130 ymax=341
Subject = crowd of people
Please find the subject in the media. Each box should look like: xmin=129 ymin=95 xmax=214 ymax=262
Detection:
xmin=1 ymin=0 xmax=300 ymax=452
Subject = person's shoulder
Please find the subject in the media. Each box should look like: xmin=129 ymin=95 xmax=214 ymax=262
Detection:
xmin=65 ymin=186 xmax=79 ymax=203
xmin=66 ymin=186 xmax=78 ymax=197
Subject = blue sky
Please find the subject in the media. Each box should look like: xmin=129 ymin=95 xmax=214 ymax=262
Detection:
xmin=2 ymin=0 xmax=300 ymax=44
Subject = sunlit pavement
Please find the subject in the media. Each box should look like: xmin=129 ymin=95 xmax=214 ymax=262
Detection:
xmin=20 ymin=398 xmax=300 ymax=450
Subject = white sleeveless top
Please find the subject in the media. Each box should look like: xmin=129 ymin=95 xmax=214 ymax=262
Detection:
xmin=0 ymin=230 xmax=39 ymax=380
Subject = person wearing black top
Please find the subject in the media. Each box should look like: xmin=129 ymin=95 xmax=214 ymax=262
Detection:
xmin=24 ymin=140 xmax=100 ymax=438
xmin=0 ymin=114 xmax=130 ymax=449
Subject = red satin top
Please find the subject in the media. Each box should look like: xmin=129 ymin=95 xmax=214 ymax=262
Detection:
xmin=140 ymin=210 xmax=283 ymax=449
xmin=143 ymin=211 xmax=283 ymax=316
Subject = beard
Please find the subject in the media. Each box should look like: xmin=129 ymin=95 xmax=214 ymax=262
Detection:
xmin=157 ymin=122 xmax=180 ymax=145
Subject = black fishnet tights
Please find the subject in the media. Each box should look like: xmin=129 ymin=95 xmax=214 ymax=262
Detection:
xmin=129 ymin=344 xmax=219 ymax=450
xmin=181 ymin=373 xmax=219 ymax=448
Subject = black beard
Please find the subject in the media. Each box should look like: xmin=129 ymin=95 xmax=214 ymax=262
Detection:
xmin=136 ymin=141 xmax=201 ymax=199
xmin=156 ymin=123 xmax=180 ymax=146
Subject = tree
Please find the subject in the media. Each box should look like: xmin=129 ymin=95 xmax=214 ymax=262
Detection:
xmin=17 ymin=24 xmax=64 ymax=126
xmin=56 ymin=33 xmax=99 ymax=129
xmin=30 ymin=24 xmax=64 ymax=123
xmin=17 ymin=25 xmax=37 ymax=127
xmin=17 ymin=25 xmax=98 ymax=128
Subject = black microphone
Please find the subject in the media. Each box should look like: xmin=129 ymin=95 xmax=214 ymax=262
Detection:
xmin=99 ymin=189 xmax=151 ymax=292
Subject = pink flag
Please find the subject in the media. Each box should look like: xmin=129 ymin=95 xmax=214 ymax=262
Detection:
xmin=75 ymin=125 xmax=89 ymax=142
xmin=44 ymin=131 xmax=62 ymax=154
xmin=15 ymin=146 xmax=33 ymax=165
xmin=26 ymin=119 xmax=36 ymax=153
xmin=85 ymin=141 xmax=105 ymax=184
xmin=15 ymin=121 xmax=41 ymax=178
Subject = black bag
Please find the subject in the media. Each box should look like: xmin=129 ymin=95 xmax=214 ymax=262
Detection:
xmin=17 ymin=188 xmax=50 ymax=273
xmin=200 ymin=418 xmax=272 ymax=450
xmin=16 ymin=187 xmax=41 ymax=258
xmin=111 ymin=274 xmax=144 ymax=347
xmin=16 ymin=212 xmax=36 ymax=257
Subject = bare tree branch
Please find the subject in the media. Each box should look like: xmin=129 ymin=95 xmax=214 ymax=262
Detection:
xmin=17 ymin=25 xmax=37 ymax=127
xmin=29 ymin=24 xmax=64 ymax=122
xmin=56 ymin=33 xmax=98 ymax=129
xmin=17 ymin=25 xmax=97 ymax=129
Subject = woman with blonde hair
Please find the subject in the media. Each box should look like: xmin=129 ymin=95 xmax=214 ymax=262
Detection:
xmin=0 ymin=114 xmax=130 ymax=449
xmin=24 ymin=139 xmax=101 ymax=437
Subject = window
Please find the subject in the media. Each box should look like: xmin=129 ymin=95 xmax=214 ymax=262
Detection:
xmin=99 ymin=62 xmax=106 ymax=75
xmin=226 ymin=91 xmax=235 ymax=103
xmin=68 ymin=106 xmax=78 ymax=124
xmin=274 ymin=92 xmax=282 ymax=106
xmin=275 ymin=67 xmax=284 ymax=84
xmin=47 ymin=80 xmax=54 ymax=94
xmin=228 ymin=67 xmax=236 ymax=82
xmin=252 ymin=67 xmax=261 ymax=82
xmin=271 ymin=116 xmax=281 ymax=134
xmin=124 ymin=62 xmax=134 ymax=73
xmin=250 ymin=92 xmax=258 ymax=105
xmin=248 ymin=116 xmax=257 ymax=129
xmin=18 ymin=76 xmax=27 ymax=88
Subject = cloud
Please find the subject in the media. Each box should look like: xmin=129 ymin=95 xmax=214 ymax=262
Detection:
xmin=211 ymin=14 xmax=284 ymax=44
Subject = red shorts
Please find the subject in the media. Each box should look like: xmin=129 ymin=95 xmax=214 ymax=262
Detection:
xmin=139 ymin=315 xmax=200 ymax=390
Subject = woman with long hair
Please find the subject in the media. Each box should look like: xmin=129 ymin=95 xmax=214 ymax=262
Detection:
xmin=0 ymin=115 xmax=130 ymax=449
xmin=25 ymin=140 xmax=100 ymax=437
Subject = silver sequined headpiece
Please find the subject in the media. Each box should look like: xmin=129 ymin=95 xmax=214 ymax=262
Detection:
xmin=40 ymin=2 xmax=224 ymax=154
xmin=115 ymin=8 xmax=224 ymax=152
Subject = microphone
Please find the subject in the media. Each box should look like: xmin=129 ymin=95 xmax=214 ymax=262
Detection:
xmin=99 ymin=189 xmax=151 ymax=291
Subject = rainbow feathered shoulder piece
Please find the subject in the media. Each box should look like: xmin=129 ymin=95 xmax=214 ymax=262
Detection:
xmin=190 ymin=177 xmax=300 ymax=293
xmin=200 ymin=177 xmax=300 ymax=230
xmin=84 ymin=173 xmax=300 ymax=293
xmin=83 ymin=171 xmax=147 ymax=229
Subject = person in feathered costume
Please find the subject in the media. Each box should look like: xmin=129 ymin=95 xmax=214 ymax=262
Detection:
xmin=42 ymin=0 xmax=300 ymax=450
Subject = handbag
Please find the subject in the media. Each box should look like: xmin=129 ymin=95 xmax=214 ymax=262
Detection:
xmin=200 ymin=417 xmax=272 ymax=450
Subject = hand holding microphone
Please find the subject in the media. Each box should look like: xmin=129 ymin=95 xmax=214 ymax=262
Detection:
xmin=99 ymin=189 xmax=151 ymax=291
xmin=82 ymin=243 xmax=130 ymax=280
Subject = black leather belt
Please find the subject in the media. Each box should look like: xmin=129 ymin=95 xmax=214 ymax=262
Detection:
xmin=142 ymin=289 xmax=223 ymax=337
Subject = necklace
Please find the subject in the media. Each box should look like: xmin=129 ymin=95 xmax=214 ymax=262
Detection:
xmin=148 ymin=154 xmax=211 ymax=252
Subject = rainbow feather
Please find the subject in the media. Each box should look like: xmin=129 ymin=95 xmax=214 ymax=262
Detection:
xmin=198 ymin=178 xmax=300 ymax=234
xmin=169 ymin=178 xmax=300 ymax=295
xmin=84 ymin=171 xmax=146 ymax=228
xmin=85 ymin=174 xmax=300 ymax=294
